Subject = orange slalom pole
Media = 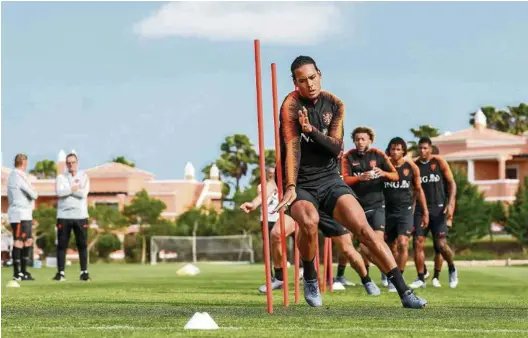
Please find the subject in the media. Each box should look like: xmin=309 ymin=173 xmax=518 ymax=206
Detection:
xmin=271 ymin=63 xmax=289 ymax=307
xmin=322 ymin=237 xmax=328 ymax=292
xmin=254 ymin=39 xmax=273 ymax=314
xmin=328 ymin=238 xmax=334 ymax=292
xmin=294 ymin=222 xmax=300 ymax=303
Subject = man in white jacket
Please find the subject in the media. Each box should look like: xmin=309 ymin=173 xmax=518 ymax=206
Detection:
xmin=7 ymin=154 xmax=38 ymax=281
xmin=53 ymin=152 xmax=91 ymax=281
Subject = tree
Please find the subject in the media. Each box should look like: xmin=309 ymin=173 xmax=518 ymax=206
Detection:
xmin=88 ymin=204 xmax=129 ymax=254
xmin=33 ymin=204 xmax=58 ymax=255
xmin=30 ymin=160 xmax=57 ymax=179
xmin=112 ymin=156 xmax=135 ymax=167
xmin=215 ymin=134 xmax=258 ymax=193
xmin=448 ymin=168 xmax=491 ymax=250
xmin=506 ymin=177 xmax=528 ymax=253
xmin=407 ymin=125 xmax=440 ymax=156
xmin=469 ymin=103 xmax=528 ymax=135
xmin=489 ymin=201 xmax=507 ymax=226
xmin=250 ymin=149 xmax=276 ymax=187
xmin=175 ymin=206 xmax=220 ymax=236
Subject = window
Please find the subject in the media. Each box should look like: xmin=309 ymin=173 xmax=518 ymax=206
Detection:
xmin=505 ymin=165 xmax=519 ymax=180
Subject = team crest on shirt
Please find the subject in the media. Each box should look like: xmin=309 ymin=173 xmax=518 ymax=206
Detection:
xmin=430 ymin=163 xmax=437 ymax=171
xmin=403 ymin=168 xmax=410 ymax=177
xmin=322 ymin=112 xmax=333 ymax=126
xmin=369 ymin=160 xmax=377 ymax=168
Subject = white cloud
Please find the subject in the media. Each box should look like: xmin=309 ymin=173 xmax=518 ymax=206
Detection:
xmin=134 ymin=2 xmax=343 ymax=45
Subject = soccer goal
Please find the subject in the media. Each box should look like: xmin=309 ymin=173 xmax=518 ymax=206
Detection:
xmin=150 ymin=234 xmax=254 ymax=265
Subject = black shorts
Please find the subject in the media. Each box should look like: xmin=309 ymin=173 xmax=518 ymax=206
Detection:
xmin=57 ymin=218 xmax=89 ymax=246
xmin=293 ymin=175 xmax=356 ymax=216
xmin=385 ymin=207 xmax=413 ymax=243
xmin=10 ymin=221 xmax=33 ymax=240
xmin=319 ymin=211 xmax=348 ymax=238
xmin=413 ymin=206 xmax=448 ymax=239
xmin=364 ymin=207 xmax=385 ymax=232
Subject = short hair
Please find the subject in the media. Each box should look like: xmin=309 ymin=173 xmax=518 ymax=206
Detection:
xmin=266 ymin=165 xmax=276 ymax=171
xmin=14 ymin=154 xmax=28 ymax=167
xmin=386 ymin=137 xmax=408 ymax=156
xmin=418 ymin=137 xmax=432 ymax=146
xmin=432 ymin=145 xmax=440 ymax=154
xmin=66 ymin=153 xmax=78 ymax=161
xmin=352 ymin=126 xmax=376 ymax=143
xmin=290 ymin=56 xmax=320 ymax=80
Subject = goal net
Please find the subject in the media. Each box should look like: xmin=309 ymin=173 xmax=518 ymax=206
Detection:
xmin=150 ymin=235 xmax=254 ymax=264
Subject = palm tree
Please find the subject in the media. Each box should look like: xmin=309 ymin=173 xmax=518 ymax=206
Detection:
xmin=30 ymin=160 xmax=57 ymax=179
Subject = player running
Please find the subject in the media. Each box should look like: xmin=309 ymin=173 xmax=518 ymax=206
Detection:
xmin=410 ymin=137 xmax=458 ymax=289
xmin=383 ymin=137 xmax=429 ymax=292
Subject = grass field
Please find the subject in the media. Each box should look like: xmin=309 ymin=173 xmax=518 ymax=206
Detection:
xmin=2 ymin=263 xmax=528 ymax=337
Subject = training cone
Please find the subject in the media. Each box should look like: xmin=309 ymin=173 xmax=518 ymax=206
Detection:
xmin=6 ymin=280 xmax=20 ymax=288
xmin=177 ymin=263 xmax=200 ymax=276
xmin=332 ymin=281 xmax=345 ymax=291
xmin=184 ymin=312 xmax=219 ymax=330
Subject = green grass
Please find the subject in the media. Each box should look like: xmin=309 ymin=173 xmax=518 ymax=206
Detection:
xmin=2 ymin=264 xmax=528 ymax=337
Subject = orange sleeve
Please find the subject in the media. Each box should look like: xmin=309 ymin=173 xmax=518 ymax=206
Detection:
xmin=280 ymin=92 xmax=301 ymax=188
xmin=373 ymin=149 xmax=399 ymax=182
xmin=306 ymin=92 xmax=344 ymax=157
xmin=341 ymin=150 xmax=359 ymax=185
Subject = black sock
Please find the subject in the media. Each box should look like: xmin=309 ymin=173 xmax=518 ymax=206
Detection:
xmin=274 ymin=268 xmax=283 ymax=281
xmin=448 ymin=264 xmax=456 ymax=273
xmin=423 ymin=264 xmax=428 ymax=275
xmin=21 ymin=247 xmax=30 ymax=274
xmin=337 ymin=264 xmax=346 ymax=278
xmin=361 ymin=275 xmax=372 ymax=285
xmin=434 ymin=269 xmax=440 ymax=279
xmin=12 ymin=247 xmax=21 ymax=275
xmin=302 ymin=258 xmax=317 ymax=281
xmin=418 ymin=273 xmax=425 ymax=282
xmin=386 ymin=268 xmax=410 ymax=298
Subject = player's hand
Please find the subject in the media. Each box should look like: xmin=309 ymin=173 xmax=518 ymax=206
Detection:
xmin=239 ymin=202 xmax=255 ymax=213
xmin=443 ymin=203 xmax=455 ymax=225
xmin=372 ymin=167 xmax=385 ymax=178
xmin=274 ymin=185 xmax=296 ymax=213
xmin=421 ymin=212 xmax=429 ymax=228
xmin=358 ymin=172 xmax=371 ymax=181
xmin=298 ymin=107 xmax=313 ymax=133
xmin=71 ymin=185 xmax=80 ymax=192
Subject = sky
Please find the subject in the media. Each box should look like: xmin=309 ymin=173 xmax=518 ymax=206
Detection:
xmin=2 ymin=1 xmax=528 ymax=184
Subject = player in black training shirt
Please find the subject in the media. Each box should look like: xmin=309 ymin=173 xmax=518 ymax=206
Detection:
xmin=410 ymin=137 xmax=459 ymax=289
xmin=274 ymin=55 xmax=426 ymax=309
xmin=341 ymin=126 xmax=398 ymax=286
xmin=383 ymin=137 xmax=429 ymax=292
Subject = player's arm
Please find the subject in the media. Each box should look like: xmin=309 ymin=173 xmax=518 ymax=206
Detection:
xmin=282 ymin=97 xmax=302 ymax=189
xmin=55 ymin=175 xmax=72 ymax=197
xmin=72 ymin=174 xmax=90 ymax=199
xmin=306 ymin=99 xmax=344 ymax=157
xmin=409 ymin=161 xmax=428 ymax=216
xmin=341 ymin=153 xmax=359 ymax=186
xmin=437 ymin=156 xmax=457 ymax=217
xmin=18 ymin=175 xmax=38 ymax=200
xmin=375 ymin=150 xmax=399 ymax=182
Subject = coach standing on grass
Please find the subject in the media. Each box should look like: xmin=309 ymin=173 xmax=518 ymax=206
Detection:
xmin=53 ymin=152 xmax=91 ymax=282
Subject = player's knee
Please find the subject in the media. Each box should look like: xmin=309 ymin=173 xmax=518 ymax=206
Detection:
xmin=435 ymin=238 xmax=446 ymax=252
xmin=298 ymin=214 xmax=319 ymax=236
xmin=397 ymin=238 xmax=409 ymax=252
xmin=414 ymin=236 xmax=425 ymax=250
xmin=14 ymin=240 xmax=24 ymax=248
xmin=24 ymin=238 xmax=33 ymax=246
xmin=270 ymin=228 xmax=282 ymax=244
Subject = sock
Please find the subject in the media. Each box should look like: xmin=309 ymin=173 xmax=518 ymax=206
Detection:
xmin=418 ymin=273 xmax=425 ymax=282
xmin=386 ymin=268 xmax=410 ymax=298
xmin=434 ymin=269 xmax=440 ymax=279
xmin=448 ymin=263 xmax=456 ymax=273
xmin=361 ymin=275 xmax=372 ymax=285
xmin=274 ymin=268 xmax=283 ymax=281
xmin=423 ymin=264 xmax=428 ymax=275
xmin=21 ymin=247 xmax=30 ymax=273
xmin=301 ymin=258 xmax=317 ymax=281
xmin=337 ymin=264 xmax=346 ymax=278
xmin=12 ymin=247 xmax=21 ymax=275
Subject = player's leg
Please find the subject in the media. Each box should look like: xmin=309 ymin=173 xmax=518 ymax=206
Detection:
xmin=368 ymin=208 xmax=388 ymax=286
xmin=332 ymin=233 xmax=380 ymax=295
xmin=21 ymin=221 xmax=35 ymax=280
xmin=10 ymin=223 xmax=24 ymax=280
xmin=396 ymin=210 xmax=413 ymax=273
xmin=72 ymin=219 xmax=91 ymax=281
xmin=410 ymin=212 xmax=428 ymax=289
xmin=431 ymin=211 xmax=458 ymax=288
xmin=54 ymin=219 xmax=71 ymax=281
xmin=259 ymin=215 xmax=296 ymax=293
xmin=384 ymin=216 xmax=398 ymax=292
xmin=289 ymin=187 xmax=323 ymax=307
xmin=335 ymin=252 xmax=352 ymax=285
xmin=432 ymin=241 xmax=444 ymax=287
xmin=322 ymin=179 xmax=426 ymax=308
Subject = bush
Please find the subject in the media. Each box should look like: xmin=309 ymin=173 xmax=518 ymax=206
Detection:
xmin=96 ymin=233 xmax=121 ymax=261
xmin=506 ymin=177 xmax=528 ymax=253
